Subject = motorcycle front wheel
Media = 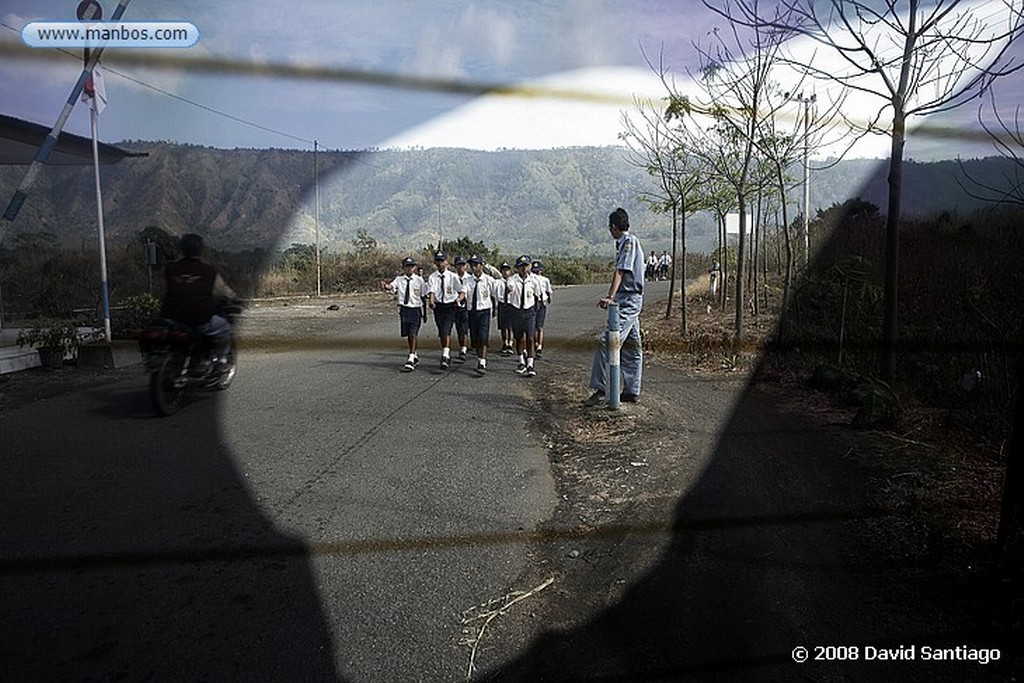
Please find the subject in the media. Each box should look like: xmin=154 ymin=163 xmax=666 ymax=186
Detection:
xmin=150 ymin=351 xmax=188 ymax=416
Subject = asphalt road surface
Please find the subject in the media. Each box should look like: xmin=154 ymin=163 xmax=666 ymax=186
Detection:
xmin=0 ymin=280 xmax=675 ymax=681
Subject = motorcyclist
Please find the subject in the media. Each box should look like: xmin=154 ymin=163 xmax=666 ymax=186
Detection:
xmin=160 ymin=233 xmax=237 ymax=363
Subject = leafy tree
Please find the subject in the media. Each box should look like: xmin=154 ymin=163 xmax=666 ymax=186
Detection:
xmin=352 ymin=227 xmax=379 ymax=257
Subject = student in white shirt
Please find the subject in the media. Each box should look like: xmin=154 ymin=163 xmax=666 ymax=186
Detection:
xmin=452 ymin=255 xmax=471 ymax=362
xmin=495 ymin=262 xmax=515 ymax=355
xmin=531 ymin=259 xmax=552 ymax=357
xmin=425 ymin=250 xmax=465 ymax=369
xmin=506 ymin=254 xmax=544 ymax=377
xmin=464 ymin=255 xmax=498 ymax=375
xmin=381 ymin=256 xmax=426 ymax=371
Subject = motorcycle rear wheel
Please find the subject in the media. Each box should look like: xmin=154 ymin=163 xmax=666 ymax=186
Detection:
xmin=150 ymin=352 xmax=188 ymax=416
xmin=214 ymin=338 xmax=237 ymax=391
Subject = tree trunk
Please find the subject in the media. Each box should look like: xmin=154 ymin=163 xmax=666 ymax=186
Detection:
xmin=718 ymin=212 xmax=728 ymax=310
xmin=882 ymin=111 xmax=906 ymax=380
xmin=776 ymin=165 xmax=794 ymax=344
xmin=665 ymin=201 xmax=677 ymax=319
xmin=680 ymin=202 xmax=688 ymax=337
xmin=752 ymin=191 xmax=761 ymax=317
xmin=734 ymin=192 xmax=747 ymax=354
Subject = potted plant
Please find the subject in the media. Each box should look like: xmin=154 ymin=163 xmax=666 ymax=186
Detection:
xmin=16 ymin=323 xmax=82 ymax=368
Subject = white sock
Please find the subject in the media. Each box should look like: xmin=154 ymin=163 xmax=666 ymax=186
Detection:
xmin=479 ymin=358 xmax=487 ymax=368
xmin=461 ymin=346 xmax=468 ymax=354
xmin=527 ymin=357 xmax=534 ymax=368
xmin=443 ymin=348 xmax=451 ymax=358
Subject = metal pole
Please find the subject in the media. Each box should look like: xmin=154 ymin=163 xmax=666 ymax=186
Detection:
xmin=91 ymin=105 xmax=111 ymax=343
xmin=3 ymin=0 xmax=132 ymax=223
xmin=314 ymin=140 xmax=321 ymax=297
xmin=607 ymin=302 xmax=621 ymax=410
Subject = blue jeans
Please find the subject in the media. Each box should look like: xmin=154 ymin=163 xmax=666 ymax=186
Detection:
xmin=589 ymin=293 xmax=642 ymax=396
xmin=197 ymin=314 xmax=232 ymax=357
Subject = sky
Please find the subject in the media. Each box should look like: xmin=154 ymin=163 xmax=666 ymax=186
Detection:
xmin=2 ymin=0 xmax=1022 ymax=161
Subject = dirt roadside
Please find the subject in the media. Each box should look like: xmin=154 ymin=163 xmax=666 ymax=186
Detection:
xmin=473 ymin=300 xmax=1023 ymax=682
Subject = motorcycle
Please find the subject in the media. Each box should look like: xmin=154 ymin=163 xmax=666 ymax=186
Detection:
xmin=138 ymin=301 xmax=243 ymax=416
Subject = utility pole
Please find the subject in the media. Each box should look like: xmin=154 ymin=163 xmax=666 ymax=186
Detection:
xmin=314 ymin=140 xmax=321 ymax=297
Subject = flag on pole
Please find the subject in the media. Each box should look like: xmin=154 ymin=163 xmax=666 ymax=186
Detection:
xmin=81 ymin=65 xmax=107 ymax=114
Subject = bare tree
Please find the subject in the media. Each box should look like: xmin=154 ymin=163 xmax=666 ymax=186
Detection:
xmin=957 ymin=90 xmax=1024 ymax=205
xmin=661 ymin=0 xmax=801 ymax=352
xmin=621 ymin=94 xmax=704 ymax=334
xmin=713 ymin=0 xmax=1024 ymax=378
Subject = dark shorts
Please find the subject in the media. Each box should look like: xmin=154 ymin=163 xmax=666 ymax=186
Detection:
xmin=399 ymin=306 xmax=421 ymax=337
xmin=468 ymin=309 xmax=491 ymax=348
xmin=497 ymin=302 xmax=512 ymax=331
xmin=433 ymin=302 xmax=456 ymax=338
xmin=535 ymin=303 xmax=547 ymax=330
xmin=455 ymin=305 xmax=469 ymax=337
xmin=512 ymin=307 xmax=536 ymax=340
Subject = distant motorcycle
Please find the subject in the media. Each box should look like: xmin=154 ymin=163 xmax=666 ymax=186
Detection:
xmin=138 ymin=300 xmax=242 ymax=416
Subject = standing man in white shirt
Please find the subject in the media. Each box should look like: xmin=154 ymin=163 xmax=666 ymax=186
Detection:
xmin=381 ymin=256 xmax=426 ymax=372
xmin=426 ymin=250 xmax=465 ymax=369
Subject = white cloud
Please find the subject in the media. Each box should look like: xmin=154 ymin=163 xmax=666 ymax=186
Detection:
xmin=381 ymin=66 xmax=665 ymax=150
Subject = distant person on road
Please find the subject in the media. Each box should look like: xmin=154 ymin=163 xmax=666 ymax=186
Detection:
xmin=709 ymin=258 xmax=721 ymax=297
xmin=381 ymin=256 xmax=426 ymax=372
xmin=453 ymin=255 xmax=471 ymax=363
xmin=426 ymin=250 xmax=465 ymax=369
xmin=584 ymin=207 xmax=644 ymax=406
xmin=160 ymin=232 xmax=237 ymax=362
xmin=495 ymin=261 xmax=515 ymax=356
xmin=506 ymin=254 xmax=544 ymax=377
xmin=531 ymin=259 xmax=552 ymax=357
xmin=658 ymin=250 xmax=671 ymax=280
xmin=464 ymin=255 xmax=498 ymax=375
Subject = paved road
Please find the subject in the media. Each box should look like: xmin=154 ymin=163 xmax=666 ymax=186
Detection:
xmin=0 ymin=279 xmax=673 ymax=681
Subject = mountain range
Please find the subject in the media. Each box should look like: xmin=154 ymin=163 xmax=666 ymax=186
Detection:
xmin=0 ymin=142 xmax=1014 ymax=256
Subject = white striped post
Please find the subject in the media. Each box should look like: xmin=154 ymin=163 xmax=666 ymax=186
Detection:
xmin=607 ymin=302 xmax=620 ymax=410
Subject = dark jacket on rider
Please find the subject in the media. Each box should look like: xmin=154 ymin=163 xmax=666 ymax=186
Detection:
xmin=161 ymin=257 xmax=234 ymax=326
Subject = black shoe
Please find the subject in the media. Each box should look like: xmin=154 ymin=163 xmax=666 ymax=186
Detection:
xmin=582 ymin=391 xmax=606 ymax=407
xmin=620 ymin=393 xmax=639 ymax=403
xmin=440 ymin=357 xmax=451 ymax=369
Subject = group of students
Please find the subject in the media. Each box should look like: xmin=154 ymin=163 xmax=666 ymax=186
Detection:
xmin=645 ymin=250 xmax=672 ymax=281
xmin=382 ymin=250 xmax=552 ymax=376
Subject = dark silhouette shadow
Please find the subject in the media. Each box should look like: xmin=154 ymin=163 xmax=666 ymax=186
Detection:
xmin=0 ymin=383 xmax=343 ymax=681
xmin=479 ymin=181 xmax=1023 ymax=682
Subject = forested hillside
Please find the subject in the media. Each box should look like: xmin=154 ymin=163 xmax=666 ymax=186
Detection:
xmin=0 ymin=142 xmax=1012 ymax=256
